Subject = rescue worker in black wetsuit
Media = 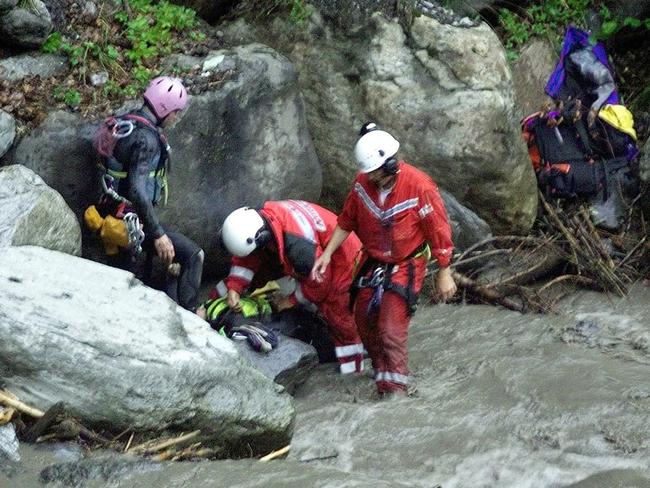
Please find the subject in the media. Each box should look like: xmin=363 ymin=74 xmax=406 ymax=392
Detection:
xmin=103 ymin=76 xmax=203 ymax=311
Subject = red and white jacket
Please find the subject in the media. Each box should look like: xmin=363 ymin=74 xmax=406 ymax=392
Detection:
xmin=215 ymin=199 xmax=362 ymax=313
xmin=338 ymin=161 xmax=453 ymax=267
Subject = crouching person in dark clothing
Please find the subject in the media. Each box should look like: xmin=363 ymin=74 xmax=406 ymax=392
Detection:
xmin=91 ymin=76 xmax=203 ymax=311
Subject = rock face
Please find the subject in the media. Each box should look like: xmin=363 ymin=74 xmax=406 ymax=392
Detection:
xmin=8 ymin=44 xmax=321 ymax=273
xmin=512 ymin=39 xmax=557 ymax=120
xmin=222 ymin=10 xmax=538 ymax=234
xmin=0 ymin=0 xmax=52 ymax=48
xmin=367 ymin=14 xmax=537 ymax=234
xmin=158 ymin=44 xmax=321 ymax=271
xmin=0 ymin=246 xmax=295 ymax=454
xmin=0 ymin=165 xmax=81 ymax=255
xmin=0 ymin=53 xmax=67 ymax=82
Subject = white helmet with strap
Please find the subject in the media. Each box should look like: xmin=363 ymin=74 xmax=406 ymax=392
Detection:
xmin=354 ymin=123 xmax=400 ymax=173
xmin=221 ymin=207 xmax=268 ymax=257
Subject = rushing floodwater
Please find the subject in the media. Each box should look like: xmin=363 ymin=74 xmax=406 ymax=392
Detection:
xmin=3 ymin=284 xmax=650 ymax=487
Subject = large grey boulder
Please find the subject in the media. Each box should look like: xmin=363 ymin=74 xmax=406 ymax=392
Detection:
xmin=0 ymin=246 xmax=294 ymax=454
xmin=0 ymin=165 xmax=81 ymax=255
xmin=441 ymin=189 xmax=492 ymax=251
xmin=0 ymin=53 xmax=67 ymax=82
xmin=10 ymin=44 xmax=321 ymax=272
xmin=0 ymin=418 xmax=19 ymax=463
xmin=233 ymin=335 xmax=319 ymax=395
xmin=158 ymin=44 xmax=321 ymax=270
xmin=512 ymin=39 xmax=557 ymax=120
xmin=223 ymin=12 xmax=537 ymax=234
xmin=9 ymin=111 xmax=98 ymax=222
xmin=379 ymin=14 xmax=536 ymax=234
xmin=0 ymin=109 xmax=15 ymax=157
xmin=0 ymin=0 xmax=52 ymax=49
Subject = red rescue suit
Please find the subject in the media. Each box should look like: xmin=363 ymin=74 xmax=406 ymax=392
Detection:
xmin=338 ymin=162 xmax=453 ymax=394
xmin=215 ymin=200 xmax=365 ymax=374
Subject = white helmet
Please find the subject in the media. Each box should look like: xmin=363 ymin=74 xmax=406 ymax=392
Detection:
xmin=221 ymin=207 xmax=267 ymax=257
xmin=354 ymin=126 xmax=400 ymax=173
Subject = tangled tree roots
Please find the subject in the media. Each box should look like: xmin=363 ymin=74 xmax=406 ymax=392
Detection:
xmin=425 ymin=192 xmax=649 ymax=314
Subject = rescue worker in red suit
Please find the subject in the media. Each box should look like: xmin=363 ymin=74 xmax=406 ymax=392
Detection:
xmin=312 ymin=123 xmax=457 ymax=397
xmin=214 ymin=200 xmax=366 ymax=374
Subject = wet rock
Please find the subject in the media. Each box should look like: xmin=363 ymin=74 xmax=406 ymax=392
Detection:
xmin=0 ymin=0 xmax=53 ymax=49
xmin=0 ymin=109 xmax=16 ymax=158
xmin=0 ymin=417 xmax=20 ymax=463
xmin=40 ymin=454 xmax=161 ymax=487
xmin=0 ymin=164 xmax=81 ymax=255
xmin=0 ymin=246 xmax=295 ymax=454
xmin=233 ymin=334 xmax=319 ymax=395
xmin=560 ymin=320 xmax=601 ymax=346
xmin=0 ymin=53 xmax=67 ymax=82
xmin=512 ymin=39 xmax=556 ymax=119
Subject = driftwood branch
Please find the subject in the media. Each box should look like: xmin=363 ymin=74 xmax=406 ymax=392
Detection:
xmin=127 ymin=430 xmax=201 ymax=454
xmin=0 ymin=390 xmax=44 ymax=418
xmin=259 ymin=444 xmax=291 ymax=461
xmin=452 ymin=271 xmax=525 ymax=312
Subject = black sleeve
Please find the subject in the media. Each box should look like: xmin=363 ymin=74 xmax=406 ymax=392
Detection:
xmin=283 ymin=232 xmax=317 ymax=278
xmin=125 ymin=129 xmax=165 ymax=239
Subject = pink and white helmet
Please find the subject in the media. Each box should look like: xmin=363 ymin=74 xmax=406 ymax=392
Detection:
xmin=143 ymin=76 xmax=188 ymax=121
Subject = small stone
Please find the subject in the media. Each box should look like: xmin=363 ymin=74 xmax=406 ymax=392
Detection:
xmin=89 ymin=71 xmax=108 ymax=87
xmin=81 ymin=1 xmax=98 ymax=23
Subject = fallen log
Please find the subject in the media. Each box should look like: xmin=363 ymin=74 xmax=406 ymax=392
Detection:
xmin=451 ymin=271 xmax=525 ymax=313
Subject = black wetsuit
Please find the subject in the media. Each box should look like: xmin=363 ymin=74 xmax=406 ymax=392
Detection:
xmin=111 ymin=108 xmax=203 ymax=311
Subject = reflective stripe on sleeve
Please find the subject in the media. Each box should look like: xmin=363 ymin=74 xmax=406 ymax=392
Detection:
xmin=229 ymin=265 xmax=255 ymax=282
xmin=215 ymin=280 xmax=228 ymax=297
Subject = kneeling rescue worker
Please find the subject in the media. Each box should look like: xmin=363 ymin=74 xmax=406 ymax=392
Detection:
xmin=312 ymin=123 xmax=457 ymax=397
xmin=214 ymin=200 xmax=366 ymax=374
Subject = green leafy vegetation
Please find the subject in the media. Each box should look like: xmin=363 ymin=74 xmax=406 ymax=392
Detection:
xmin=238 ymin=0 xmax=312 ymax=24
xmin=498 ymin=0 xmax=650 ymax=61
xmin=53 ymin=87 xmax=82 ymax=108
xmin=40 ymin=0 xmax=206 ymax=106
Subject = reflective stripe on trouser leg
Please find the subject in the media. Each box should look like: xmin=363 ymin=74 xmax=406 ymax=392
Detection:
xmin=336 ymin=343 xmax=365 ymax=374
xmin=320 ymin=288 xmax=365 ymax=374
